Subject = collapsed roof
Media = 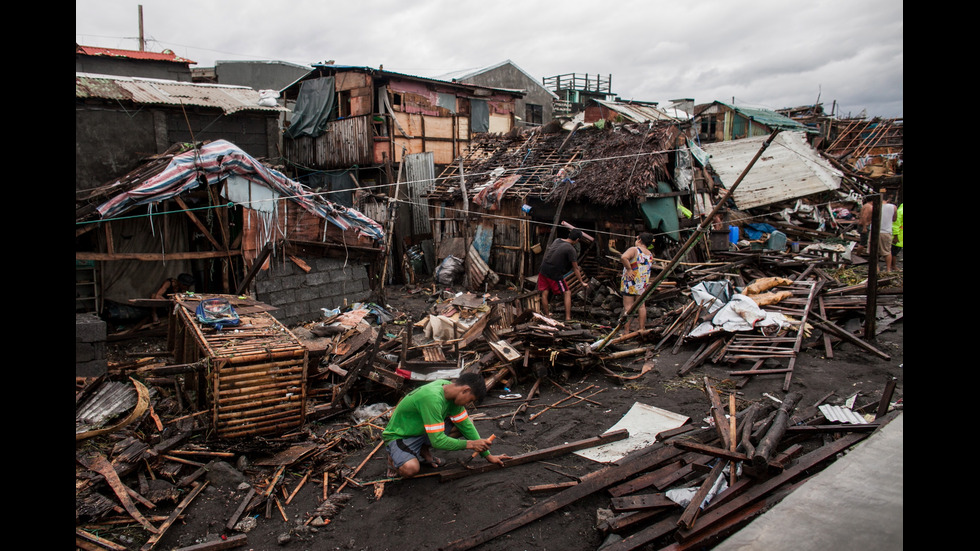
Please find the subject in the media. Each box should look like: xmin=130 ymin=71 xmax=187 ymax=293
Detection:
xmin=702 ymin=131 xmax=844 ymax=210
xmin=77 ymin=139 xmax=384 ymax=242
xmin=430 ymin=122 xmax=679 ymax=207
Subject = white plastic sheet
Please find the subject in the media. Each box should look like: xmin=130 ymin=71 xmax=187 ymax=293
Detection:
xmin=573 ymin=403 xmax=689 ymax=464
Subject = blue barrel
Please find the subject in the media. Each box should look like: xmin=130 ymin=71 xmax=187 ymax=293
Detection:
xmin=729 ymin=226 xmax=740 ymax=244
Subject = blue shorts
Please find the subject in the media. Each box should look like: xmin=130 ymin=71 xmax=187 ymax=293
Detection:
xmin=386 ymin=420 xmax=453 ymax=468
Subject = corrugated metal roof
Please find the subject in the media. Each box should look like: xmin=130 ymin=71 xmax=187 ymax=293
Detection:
xmin=76 ymin=72 xmax=287 ymax=115
xmin=435 ymin=59 xmax=560 ymax=99
xmin=307 ymin=64 xmax=526 ymax=97
xmin=593 ymin=99 xmax=682 ymax=123
xmin=76 ymin=44 xmax=195 ymax=64
xmin=818 ymin=404 xmax=869 ymax=424
xmin=718 ymin=102 xmax=811 ymax=132
xmin=702 ymin=131 xmax=843 ymax=209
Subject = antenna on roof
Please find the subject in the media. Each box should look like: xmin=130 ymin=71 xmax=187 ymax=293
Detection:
xmin=138 ymin=4 xmax=145 ymax=52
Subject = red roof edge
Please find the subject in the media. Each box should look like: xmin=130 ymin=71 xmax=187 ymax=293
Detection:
xmin=76 ymin=44 xmax=196 ymax=65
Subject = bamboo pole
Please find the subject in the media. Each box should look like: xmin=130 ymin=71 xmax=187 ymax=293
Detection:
xmin=594 ymin=129 xmax=783 ymax=352
xmin=336 ymin=440 xmax=385 ymax=493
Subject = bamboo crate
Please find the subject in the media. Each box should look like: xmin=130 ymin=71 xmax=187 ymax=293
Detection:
xmin=171 ymin=294 xmax=308 ymax=439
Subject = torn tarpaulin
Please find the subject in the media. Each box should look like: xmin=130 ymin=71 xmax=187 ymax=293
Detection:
xmin=96 ymin=140 xmax=384 ymax=242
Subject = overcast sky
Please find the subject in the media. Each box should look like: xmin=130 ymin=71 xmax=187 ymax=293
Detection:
xmin=76 ymin=0 xmax=903 ymax=119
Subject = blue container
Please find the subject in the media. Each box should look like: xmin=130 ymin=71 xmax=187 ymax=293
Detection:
xmin=729 ymin=226 xmax=739 ymax=244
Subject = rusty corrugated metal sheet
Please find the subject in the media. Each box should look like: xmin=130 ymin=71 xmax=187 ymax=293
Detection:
xmin=593 ymin=99 xmax=682 ymax=123
xmin=76 ymin=44 xmax=195 ymax=64
xmin=282 ymin=115 xmax=374 ymax=169
xmin=76 ymin=73 xmax=286 ymax=115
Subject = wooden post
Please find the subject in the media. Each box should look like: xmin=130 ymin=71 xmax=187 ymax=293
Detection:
xmin=875 ymin=377 xmax=898 ymax=420
xmin=749 ymin=391 xmax=802 ymax=475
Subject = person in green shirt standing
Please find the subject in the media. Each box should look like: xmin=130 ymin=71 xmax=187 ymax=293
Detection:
xmin=382 ymin=373 xmax=508 ymax=478
xmin=892 ymin=202 xmax=903 ymax=265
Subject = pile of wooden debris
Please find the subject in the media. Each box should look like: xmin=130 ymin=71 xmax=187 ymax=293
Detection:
xmin=75 ymin=228 xmax=901 ymax=549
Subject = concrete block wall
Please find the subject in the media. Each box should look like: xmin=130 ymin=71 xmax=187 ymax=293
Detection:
xmin=254 ymin=255 xmax=373 ymax=327
xmin=76 ymin=313 xmax=107 ymax=377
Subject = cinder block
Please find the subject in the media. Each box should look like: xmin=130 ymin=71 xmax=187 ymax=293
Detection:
xmin=76 ymin=312 xmax=107 ymax=342
xmin=296 ymin=286 xmax=319 ymax=302
xmin=76 ymin=313 xmax=107 ymax=377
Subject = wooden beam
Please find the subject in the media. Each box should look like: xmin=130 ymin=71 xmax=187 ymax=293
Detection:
xmin=441 ymin=442 xmax=683 ymax=550
xmin=174 ymin=196 xmax=223 ymax=250
xmin=139 ymin=481 xmax=209 ymax=551
xmin=671 ymin=440 xmax=749 ymax=463
xmin=610 ymin=493 xmax=677 ymax=512
xmin=77 ymin=250 xmax=242 ymax=261
xmin=172 ymin=533 xmax=248 ymax=551
xmin=439 ymin=429 xmax=630 ymax=481
xmin=675 ymin=432 xmax=870 ymax=543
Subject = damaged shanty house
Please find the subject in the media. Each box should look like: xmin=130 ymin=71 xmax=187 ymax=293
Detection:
xmin=75 ymin=72 xmax=386 ymax=330
xmin=276 ymin=63 xmax=527 ymax=290
xmin=75 ymin=135 xmax=389 ymax=435
xmin=423 ymin=117 xmax=696 ymax=297
xmin=773 ymin=103 xmax=903 ymax=201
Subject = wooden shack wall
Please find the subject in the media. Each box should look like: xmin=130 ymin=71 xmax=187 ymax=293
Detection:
xmin=429 ymin=198 xmax=530 ymax=283
xmin=242 ymin=200 xmax=376 ymax=268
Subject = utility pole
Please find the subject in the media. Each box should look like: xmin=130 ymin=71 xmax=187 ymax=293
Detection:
xmin=138 ymin=5 xmax=145 ymax=51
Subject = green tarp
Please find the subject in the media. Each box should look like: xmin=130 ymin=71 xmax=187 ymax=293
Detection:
xmin=640 ymin=182 xmax=680 ymax=241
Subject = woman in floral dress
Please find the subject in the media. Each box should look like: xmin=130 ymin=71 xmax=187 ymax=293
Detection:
xmin=620 ymin=232 xmax=655 ymax=331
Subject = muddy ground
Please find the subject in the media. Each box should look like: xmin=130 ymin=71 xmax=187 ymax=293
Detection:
xmin=84 ymin=264 xmax=903 ymax=551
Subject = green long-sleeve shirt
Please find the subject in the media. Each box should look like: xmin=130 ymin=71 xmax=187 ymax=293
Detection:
xmin=382 ymin=380 xmax=486 ymax=455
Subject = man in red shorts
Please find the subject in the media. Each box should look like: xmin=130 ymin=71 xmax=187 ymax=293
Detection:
xmin=537 ymin=228 xmax=589 ymax=321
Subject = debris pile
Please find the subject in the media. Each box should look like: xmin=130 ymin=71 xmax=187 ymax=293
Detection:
xmin=439 ymin=378 xmax=901 ymax=551
xmin=75 ymin=224 xmax=901 ymax=549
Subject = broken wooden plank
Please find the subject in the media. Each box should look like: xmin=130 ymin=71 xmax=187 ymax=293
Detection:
xmin=785 ymin=424 xmax=879 ymax=434
xmin=810 ymin=312 xmax=890 ymax=360
xmin=677 ymin=460 xmax=728 ymax=529
xmin=703 ymin=378 xmax=732 ymax=450
xmin=674 ymin=431 xmax=871 ymax=543
xmin=598 ymin=508 xmax=669 ymax=535
xmin=139 ymin=481 xmax=209 ymax=551
xmin=439 ymin=429 xmax=630 ymax=481
xmin=76 ymin=528 xmax=129 ymax=551
xmin=595 ymin=512 xmax=684 ymax=551
xmin=79 ymin=453 xmax=159 ymax=534
xmin=606 ymin=452 xmax=691 ymax=497
xmin=671 ymin=440 xmax=749 ymax=464
xmin=527 ymin=481 xmax=579 ymax=494
xmin=440 ymin=441 xmax=684 ymax=550
xmin=610 ymin=493 xmax=677 ymax=512
xmin=226 ymin=487 xmax=256 ymax=531
xmin=172 ymin=533 xmax=248 ymax=550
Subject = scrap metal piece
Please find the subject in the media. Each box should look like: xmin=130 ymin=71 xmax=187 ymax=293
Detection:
xmin=818 ymin=404 xmax=869 ymax=424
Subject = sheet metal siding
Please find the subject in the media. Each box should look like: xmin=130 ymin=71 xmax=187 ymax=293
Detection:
xmin=593 ymin=99 xmax=681 ymax=122
xmin=703 ymin=131 xmax=843 ymax=210
xmin=282 ymin=115 xmax=374 ymax=169
xmin=76 ymin=73 xmax=285 ymax=115
xmin=403 ymin=152 xmax=437 ymax=236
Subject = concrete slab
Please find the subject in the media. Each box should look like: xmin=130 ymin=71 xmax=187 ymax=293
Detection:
xmin=714 ymin=412 xmax=903 ymax=551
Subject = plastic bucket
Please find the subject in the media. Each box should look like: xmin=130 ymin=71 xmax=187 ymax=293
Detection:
xmin=729 ymin=226 xmax=739 ymax=244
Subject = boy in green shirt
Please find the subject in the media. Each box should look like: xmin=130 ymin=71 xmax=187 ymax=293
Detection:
xmin=382 ymin=373 xmax=508 ymax=478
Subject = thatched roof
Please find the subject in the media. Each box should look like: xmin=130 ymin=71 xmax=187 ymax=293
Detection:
xmin=429 ymin=121 xmax=679 ymax=207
